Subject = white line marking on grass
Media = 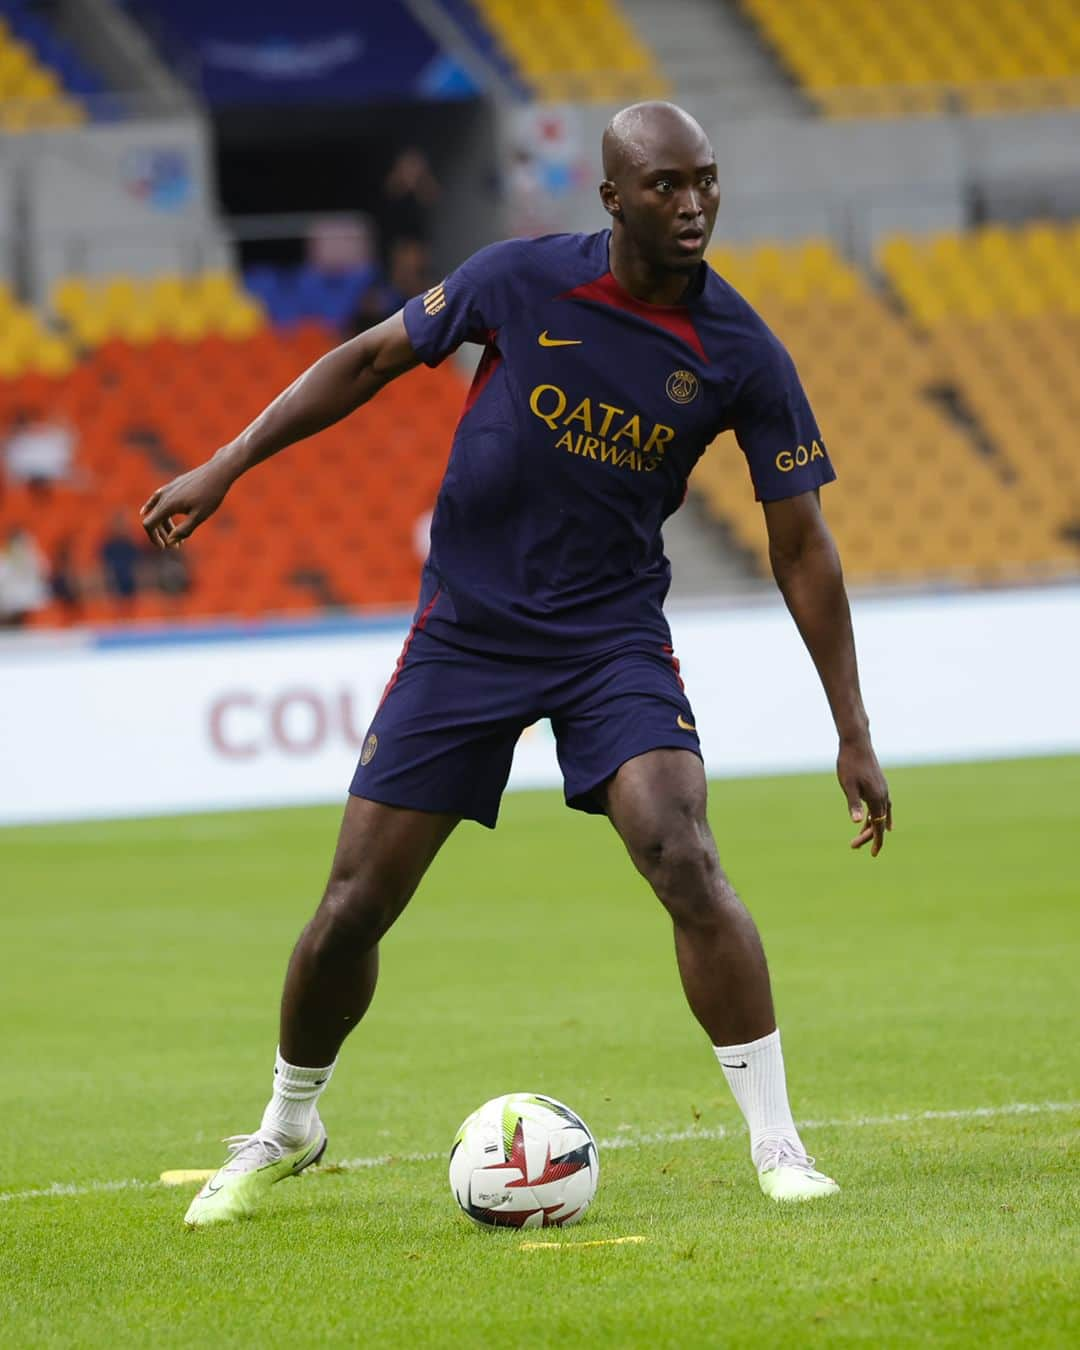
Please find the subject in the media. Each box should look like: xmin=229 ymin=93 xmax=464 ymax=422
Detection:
xmin=2 ymin=1100 xmax=1075 ymax=1206
xmin=598 ymin=1099 xmax=1080 ymax=1153
xmin=0 ymin=1178 xmax=154 ymax=1203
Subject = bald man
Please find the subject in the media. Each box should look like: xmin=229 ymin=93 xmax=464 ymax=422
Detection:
xmin=145 ymin=101 xmax=891 ymax=1227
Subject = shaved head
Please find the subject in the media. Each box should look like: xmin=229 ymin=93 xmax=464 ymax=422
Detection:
xmin=602 ymin=102 xmax=713 ymax=183
xmin=599 ymin=101 xmax=720 ymax=291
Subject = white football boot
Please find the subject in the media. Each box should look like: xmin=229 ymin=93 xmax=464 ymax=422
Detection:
xmin=184 ymin=1117 xmax=327 ymax=1228
xmin=757 ymin=1141 xmax=839 ymax=1202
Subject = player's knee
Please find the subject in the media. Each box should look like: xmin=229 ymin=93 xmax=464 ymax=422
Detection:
xmin=635 ymin=815 xmax=727 ymax=921
xmin=311 ymin=870 xmax=397 ymax=952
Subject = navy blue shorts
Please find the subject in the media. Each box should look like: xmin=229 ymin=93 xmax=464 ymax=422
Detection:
xmin=349 ymin=627 xmax=701 ymax=828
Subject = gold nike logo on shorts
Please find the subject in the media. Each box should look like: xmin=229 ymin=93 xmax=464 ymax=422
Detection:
xmin=677 ymin=714 xmax=697 ymax=732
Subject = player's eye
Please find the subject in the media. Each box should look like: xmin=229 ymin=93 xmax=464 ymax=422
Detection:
xmin=700 ymin=174 xmax=716 ymax=188
xmin=654 ymin=179 xmax=673 ymax=194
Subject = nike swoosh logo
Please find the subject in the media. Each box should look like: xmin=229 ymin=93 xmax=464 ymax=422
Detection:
xmin=721 ymin=1061 xmax=748 ymax=1069
xmin=676 ymin=715 xmax=697 ymax=732
xmin=538 ymin=331 xmax=582 ymax=347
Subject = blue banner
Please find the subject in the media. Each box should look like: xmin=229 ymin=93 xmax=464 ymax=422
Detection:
xmin=136 ymin=0 xmax=478 ymax=104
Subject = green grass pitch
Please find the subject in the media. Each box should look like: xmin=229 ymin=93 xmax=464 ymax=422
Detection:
xmin=2 ymin=756 xmax=1077 ymax=1347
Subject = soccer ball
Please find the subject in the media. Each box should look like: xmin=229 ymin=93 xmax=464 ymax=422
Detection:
xmin=449 ymin=1092 xmax=599 ymax=1229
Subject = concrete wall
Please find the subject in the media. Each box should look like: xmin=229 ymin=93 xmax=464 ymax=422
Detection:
xmin=0 ymin=154 xmax=17 ymax=287
xmin=8 ymin=116 xmax=228 ymax=298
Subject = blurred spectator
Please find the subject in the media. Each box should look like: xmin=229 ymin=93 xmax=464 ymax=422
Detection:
xmin=154 ymin=540 xmax=191 ymax=599
xmin=3 ymin=410 xmax=75 ymax=493
xmin=349 ymin=238 xmax=433 ymax=335
xmin=0 ymin=526 xmax=49 ymax=627
xmin=100 ymin=511 xmax=143 ymax=609
xmin=380 ymin=148 xmax=440 ymax=249
xmin=306 ymin=213 xmax=376 ymax=271
xmin=49 ymin=536 xmax=82 ymax=618
xmin=388 ymin=237 xmax=432 ymax=298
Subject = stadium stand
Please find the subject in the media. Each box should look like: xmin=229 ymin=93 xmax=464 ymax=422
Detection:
xmin=458 ymin=0 xmax=669 ymax=101
xmin=243 ymin=264 xmax=378 ymax=331
xmin=879 ymin=222 xmax=1080 ymax=567
xmin=6 ymin=224 xmax=1079 ymax=629
xmin=435 ymin=0 xmax=532 ymax=99
xmin=740 ymin=0 xmax=1080 ymax=116
xmin=49 ymin=271 xmax=266 ymax=347
xmin=697 ymin=236 xmax=1079 ymax=584
xmin=0 ymin=279 xmax=76 ymax=378
xmin=0 ymin=0 xmax=100 ymax=130
xmin=0 ymin=323 xmax=463 ymax=626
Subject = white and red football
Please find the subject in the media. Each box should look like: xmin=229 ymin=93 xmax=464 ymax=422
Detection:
xmin=449 ymin=1092 xmax=599 ymax=1229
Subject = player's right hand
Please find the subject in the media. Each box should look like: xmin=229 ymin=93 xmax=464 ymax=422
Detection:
xmin=140 ymin=460 xmax=233 ymax=548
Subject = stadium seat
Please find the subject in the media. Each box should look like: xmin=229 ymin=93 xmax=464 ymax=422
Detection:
xmin=696 ymin=234 xmax=1078 ymax=584
xmin=0 ymin=280 xmax=76 ymax=377
xmin=467 ymin=0 xmax=668 ymax=101
xmin=0 ymin=9 xmax=91 ymax=129
xmin=243 ymin=263 xmax=377 ymax=329
xmin=49 ymin=272 xmax=267 ymax=348
xmin=878 ymin=222 xmax=1080 ymax=554
xmin=6 ymin=226 xmax=1079 ymax=632
xmin=740 ymin=0 xmax=1080 ymax=117
xmin=0 ymin=322 xmax=465 ymax=627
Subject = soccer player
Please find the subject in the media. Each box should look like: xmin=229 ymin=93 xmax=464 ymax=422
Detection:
xmin=142 ymin=102 xmax=892 ymax=1227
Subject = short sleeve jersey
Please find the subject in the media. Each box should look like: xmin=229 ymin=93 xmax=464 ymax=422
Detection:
xmin=402 ymin=230 xmax=834 ymax=656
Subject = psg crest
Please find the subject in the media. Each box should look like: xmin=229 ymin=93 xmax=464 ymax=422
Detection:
xmin=666 ymin=369 xmax=699 ymax=404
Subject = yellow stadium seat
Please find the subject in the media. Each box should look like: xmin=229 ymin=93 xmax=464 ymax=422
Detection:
xmin=740 ymin=0 xmax=1080 ymax=118
xmin=33 ymin=334 xmax=76 ymax=377
xmin=693 ymin=230 xmax=1077 ymax=585
xmin=46 ymin=270 xmax=266 ymax=347
xmin=473 ymin=0 xmax=668 ymax=101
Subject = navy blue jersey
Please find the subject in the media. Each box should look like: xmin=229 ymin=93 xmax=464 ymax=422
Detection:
xmin=402 ymin=229 xmax=833 ymax=656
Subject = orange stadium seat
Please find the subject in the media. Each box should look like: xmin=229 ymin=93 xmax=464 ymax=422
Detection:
xmin=6 ymin=230 xmax=1079 ymax=631
xmin=0 ymin=323 xmax=468 ymax=627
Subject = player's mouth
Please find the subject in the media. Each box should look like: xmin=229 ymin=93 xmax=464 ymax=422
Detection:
xmin=674 ymin=227 xmax=705 ymax=253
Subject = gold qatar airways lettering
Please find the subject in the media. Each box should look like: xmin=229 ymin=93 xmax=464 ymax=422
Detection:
xmin=775 ymin=441 xmax=826 ymax=472
xmin=528 ymin=383 xmax=676 ymax=470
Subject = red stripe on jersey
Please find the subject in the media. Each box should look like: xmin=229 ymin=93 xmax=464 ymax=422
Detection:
xmin=378 ymin=587 xmax=442 ymax=710
xmin=560 ymin=272 xmax=706 ymax=361
xmin=462 ymin=330 xmax=501 ymax=417
xmin=662 ymin=642 xmax=685 ymax=690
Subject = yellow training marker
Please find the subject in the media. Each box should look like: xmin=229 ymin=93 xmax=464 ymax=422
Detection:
xmin=160 ymin=1169 xmax=215 ymax=1187
xmin=520 ymin=1236 xmax=647 ymax=1250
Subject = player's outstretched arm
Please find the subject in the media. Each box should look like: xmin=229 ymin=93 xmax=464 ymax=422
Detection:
xmin=763 ymin=490 xmax=893 ymax=857
xmin=140 ymin=311 xmax=420 ymax=549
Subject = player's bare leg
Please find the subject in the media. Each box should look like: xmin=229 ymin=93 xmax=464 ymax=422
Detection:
xmin=602 ymin=748 xmax=772 ymax=1042
xmin=184 ymin=797 xmax=458 ymax=1227
xmin=603 ymin=749 xmax=838 ymax=1202
xmin=280 ymin=796 xmax=460 ymax=1066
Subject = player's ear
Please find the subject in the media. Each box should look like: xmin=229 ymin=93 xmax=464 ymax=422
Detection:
xmin=599 ymin=180 xmax=623 ymax=221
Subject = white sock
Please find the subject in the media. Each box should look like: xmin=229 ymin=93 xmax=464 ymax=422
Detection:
xmin=259 ymin=1048 xmax=335 ymax=1147
xmin=713 ymin=1029 xmax=805 ymax=1171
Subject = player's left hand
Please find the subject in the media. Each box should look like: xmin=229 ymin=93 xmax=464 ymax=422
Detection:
xmin=837 ymin=737 xmax=893 ymax=858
